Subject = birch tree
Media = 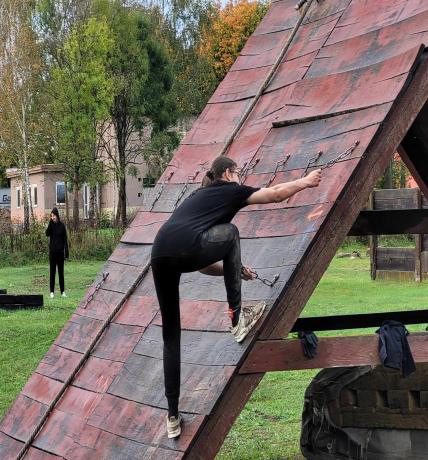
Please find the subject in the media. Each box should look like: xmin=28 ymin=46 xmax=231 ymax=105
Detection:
xmin=0 ymin=0 xmax=44 ymax=231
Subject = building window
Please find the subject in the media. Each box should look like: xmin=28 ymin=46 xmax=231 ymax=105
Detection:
xmin=56 ymin=181 xmax=66 ymax=205
xmin=16 ymin=187 xmax=21 ymax=209
xmin=142 ymin=177 xmax=155 ymax=188
xmin=32 ymin=185 xmax=38 ymax=207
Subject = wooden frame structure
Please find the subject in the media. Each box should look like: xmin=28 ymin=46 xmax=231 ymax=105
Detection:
xmin=3 ymin=1 xmax=428 ymax=459
xmin=364 ymin=188 xmax=428 ymax=281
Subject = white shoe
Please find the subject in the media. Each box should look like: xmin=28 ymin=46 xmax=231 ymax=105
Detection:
xmin=61 ymin=292 xmax=67 ymax=298
xmin=50 ymin=292 xmax=54 ymax=299
xmin=230 ymin=301 xmax=266 ymax=343
xmin=166 ymin=414 xmax=182 ymax=439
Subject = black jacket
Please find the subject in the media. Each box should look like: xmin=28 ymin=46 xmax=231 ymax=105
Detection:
xmin=46 ymin=220 xmax=69 ymax=258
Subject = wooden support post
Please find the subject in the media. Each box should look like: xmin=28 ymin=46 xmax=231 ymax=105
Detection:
xmin=415 ymin=188 xmax=423 ymax=282
xmin=240 ymin=333 xmax=428 ymax=373
xmin=369 ymin=192 xmax=377 ymax=280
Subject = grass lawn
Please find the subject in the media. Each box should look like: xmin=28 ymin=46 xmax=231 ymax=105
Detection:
xmin=1 ymin=248 xmax=427 ymax=459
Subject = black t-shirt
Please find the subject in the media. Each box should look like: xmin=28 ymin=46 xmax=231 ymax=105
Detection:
xmin=152 ymin=180 xmax=259 ymax=258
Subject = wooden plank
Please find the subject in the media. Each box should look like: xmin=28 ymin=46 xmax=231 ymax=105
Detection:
xmin=87 ymin=394 xmax=204 ymax=452
xmin=415 ymin=188 xmax=423 ymax=281
xmin=368 ymin=192 xmax=377 ymax=279
xmin=252 ymin=0 xmax=297 ymax=36
xmin=302 ymin=0 xmax=350 ymax=25
xmin=108 ymin=353 xmax=235 ymax=415
xmin=0 ymin=432 xmax=23 ymax=460
xmin=325 ymin=0 xmax=428 ymax=47
xmin=291 ymin=309 xmax=428 ymax=332
xmin=0 ymin=295 xmax=43 ymax=307
xmin=33 ymin=409 xmax=181 ymax=459
xmin=0 ymin=394 xmax=48 ymax=441
xmin=240 ymin=333 xmax=428 ymax=373
xmin=91 ymin=261 xmax=141 ymax=294
xmin=73 ymin=357 xmax=123 ymax=394
xmin=56 ymin=386 xmax=103 ymax=421
xmin=113 ymin=295 xmax=158 ymax=327
xmin=91 ymin=323 xmax=144 ymax=363
xmin=373 ymin=188 xmax=418 ymax=201
xmin=347 ymin=209 xmax=428 ymax=235
xmin=308 ymin=9 xmax=428 ymax=78
xmin=74 ymin=289 xmax=123 ymax=322
xmin=21 ymin=373 xmax=63 ymax=406
xmin=36 ymin=345 xmax=82 ymax=383
xmin=259 ymin=48 xmax=428 ymax=341
xmin=246 ymin=46 xmax=424 ymax=129
xmin=376 ymin=247 xmax=415 ymax=272
xmin=108 ymin=242 xmax=152 ymax=267
xmin=55 ymin=314 xmax=103 ymax=353
xmin=134 ymin=325 xmax=244 ymax=366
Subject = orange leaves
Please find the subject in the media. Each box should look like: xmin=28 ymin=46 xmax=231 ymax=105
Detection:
xmin=199 ymin=0 xmax=269 ymax=80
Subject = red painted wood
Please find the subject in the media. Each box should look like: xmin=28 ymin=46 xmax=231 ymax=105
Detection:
xmin=87 ymin=394 xmax=204 ymax=452
xmin=73 ymin=357 xmax=123 ymax=393
xmin=249 ymin=46 xmax=424 ymax=127
xmin=56 ymin=386 xmax=103 ymax=421
xmin=209 ymin=67 xmax=271 ymax=104
xmin=109 ymin=353 xmax=235 ymax=415
xmin=113 ymin=295 xmax=158 ymax=327
xmin=21 ymin=373 xmax=63 ymax=406
xmin=92 ymin=261 xmax=142 ymax=294
xmin=326 ymin=0 xmax=428 ymax=47
xmin=75 ymin=289 xmax=123 ymax=321
xmin=252 ymin=0 xmax=296 ymax=36
xmin=55 ymin=315 xmax=103 ymax=353
xmin=159 ymin=144 xmax=224 ymax=184
xmin=302 ymin=0 xmax=350 ymax=25
xmin=0 ymin=395 xmax=48 ymax=441
xmin=0 ymin=432 xmax=23 ymax=460
xmin=108 ymin=242 xmax=152 ymax=267
xmin=121 ymin=212 xmax=169 ymax=244
xmin=285 ymin=11 xmax=342 ymax=62
xmin=240 ymin=333 xmax=428 ymax=372
xmin=36 ymin=345 xmax=82 ymax=383
xmin=182 ymin=98 xmax=250 ymax=145
xmin=308 ymin=10 xmax=428 ymax=78
xmin=92 ymin=323 xmax=144 ymax=362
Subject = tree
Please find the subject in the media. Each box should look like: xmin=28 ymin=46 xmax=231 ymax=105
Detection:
xmin=0 ymin=0 xmax=45 ymax=231
xmin=94 ymin=0 xmax=178 ymax=226
xmin=199 ymin=0 xmax=268 ymax=81
xmin=49 ymin=17 xmax=114 ymax=229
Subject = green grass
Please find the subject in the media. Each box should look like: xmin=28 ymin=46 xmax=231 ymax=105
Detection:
xmin=0 ymin=261 xmax=104 ymax=417
xmin=0 ymin=247 xmax=427 ymax=459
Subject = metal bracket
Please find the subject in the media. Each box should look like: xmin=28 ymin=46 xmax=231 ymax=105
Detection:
xmin=250 ymin=269 xmax=280 ymax=287
xmin=265 ymin=155 xmax=291 ymax=187
xmin=240 ymin=158 xmax=260 ymax=184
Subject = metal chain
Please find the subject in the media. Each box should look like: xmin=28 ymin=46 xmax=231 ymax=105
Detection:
xmin=149 ymin=170 xmax=174 ymax=211
xmin=300 ymin=141 xmax=360 ymax=178
xmin=80 ymin=272 xmax=109 ymax=309
xmin=243 ymin=266 xmax=280 ymax=287
xmin=239 ymin=158 xmax=260 ymax=184
xmin=265 ymin=155 xmax=291 ymax=187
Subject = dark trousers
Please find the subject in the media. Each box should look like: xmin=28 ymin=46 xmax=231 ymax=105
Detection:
xmin=151 ymin=223 xmax=242 ymax=415
xmin=49 ymin=251 xmax=65 ymax=293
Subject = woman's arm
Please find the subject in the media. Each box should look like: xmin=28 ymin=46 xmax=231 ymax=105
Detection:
xmin=64 ymin=225 xmax=69 ymax=259
xmin=247 ymin=169 xmax=321 ymax=205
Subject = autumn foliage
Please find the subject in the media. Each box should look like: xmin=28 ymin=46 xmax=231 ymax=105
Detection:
xmin=199 ymin=0 xmax=269 ymax=81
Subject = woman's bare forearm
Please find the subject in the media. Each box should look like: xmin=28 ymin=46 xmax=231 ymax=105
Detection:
xmin=270 ymin=178 xmax=308 ymax=201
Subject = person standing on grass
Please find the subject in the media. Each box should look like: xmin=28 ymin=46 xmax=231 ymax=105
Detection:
xmin=46 ymin=207 xmax=69 ymax=298
xmin=151 ymin=155 xmax=322 ymax=439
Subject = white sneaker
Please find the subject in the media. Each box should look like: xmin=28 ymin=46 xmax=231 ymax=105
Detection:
xmin=50 ymin=292 xmax=54 ymax=299
xmin=166 ymin=414 xmax=182 ymax=439
xmin=230 ymin=301 xmax=266 ymax=343
xmin=61 ymin=292 xmax=67 ymax=298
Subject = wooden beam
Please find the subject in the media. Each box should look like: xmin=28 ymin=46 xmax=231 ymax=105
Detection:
xmin=348 ymin=209 xmax=428 ymax=235
xmin=399 ymin=97 xmax=428 ymax=200
xmin=240 ymin=333 xmax=428 ymax=373
xmin=0 ymin=289 xmax=6 ymax=294
xmin=0 ymin=295 xmax=43 ymax=307
xmin=291 ymin=309 xmax=428 ymax=332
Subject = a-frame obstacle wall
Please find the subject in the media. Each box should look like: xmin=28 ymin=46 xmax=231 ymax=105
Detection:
xmin=3 ymin=0 xmax=428 ymax=458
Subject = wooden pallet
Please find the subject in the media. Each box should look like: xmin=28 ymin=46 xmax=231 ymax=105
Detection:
xmin=3 ymin=1 xmax=428 ymax=459
xmin=0 ymin=295 xmax=43 ymax=309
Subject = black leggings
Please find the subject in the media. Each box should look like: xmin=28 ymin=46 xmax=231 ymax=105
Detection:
xmin=151 ymin=223 xmax=242 ymax=415
xmin=49 ymin=251 xmax=65 ymax=293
